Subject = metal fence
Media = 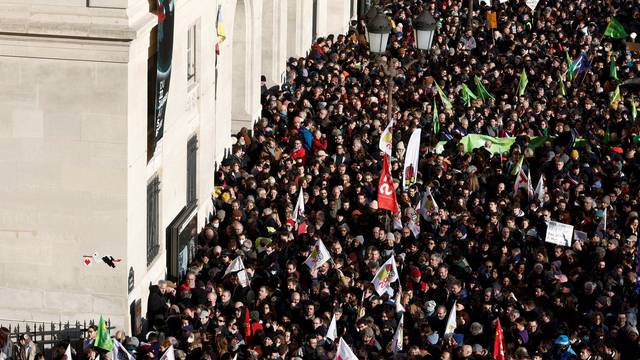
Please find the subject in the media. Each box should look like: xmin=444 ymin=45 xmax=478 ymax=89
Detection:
xmin=0 ymin=319 xmax=112 ymax=359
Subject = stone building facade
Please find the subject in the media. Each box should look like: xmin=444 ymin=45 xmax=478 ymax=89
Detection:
xmin=0 ymin=0 xmax=356 ymax=332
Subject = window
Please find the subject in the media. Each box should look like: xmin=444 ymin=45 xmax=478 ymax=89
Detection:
xmin=187 ymin=135 xmax=198 ymax=204
xmin=147 ymin=176 xmax=160 ymax=266
xmin=187 ymin=24 xmax=197 ymax=84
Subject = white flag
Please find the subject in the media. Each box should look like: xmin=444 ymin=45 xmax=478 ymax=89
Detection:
xmin=534 ymin=175 xmax=545 ymax=203
xmin=417 ymin=188 xmax=438 ymax=220
xmin=403 ymin=129 xmax=421 ymax=190
xmin=64 ymin=344 xmax=72 ymax=360
xmin=160 ymin=346 xmax=175 ymax=360
xmin=114 ymin=341 xmax=135 ymax=360
xmin=527 ymin=169 xmax=534 ymax=199
xmin=378 ymin=119 xmax=394 ymax=156
xmin=292 ymin=189 xmax=305 ymax=222
xmin=514 ymin=168 xmax=528 ymax=194
xmin=224 ymin=256 xmax=249 ymax=287
xmin=395 ymin=286 xmax=405 ymax=313
xmin=336 ymin=338 xmax=358 ymax=360
xmin=304 ymin=239 xmax=332 ymax=270
xmin=326 ymin=314 xmax=338 ymax=342
xmin=372 ymin=256 xmax=399 ymax=295
xmin=444 ymin=301 xmax=457 ymax=335
xmin=391 ymin=313 xmax=404 ymax=354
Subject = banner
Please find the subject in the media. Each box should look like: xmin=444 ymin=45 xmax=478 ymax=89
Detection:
xmin=154 ymin=0 xmax=175 ymax=146
xmin=434 ymin=134 xmax=552 ymax=155
xmin=379 ymin=119 xmax=394 ymax=156
xmin=403 ymin=129 xmax=421 ymax=190
xmin=545 ymin=221 xmax=574 ymax=247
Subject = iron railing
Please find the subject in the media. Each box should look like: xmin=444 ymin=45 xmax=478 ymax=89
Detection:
xmin=0 ymin=319 xmax=112 ymax=358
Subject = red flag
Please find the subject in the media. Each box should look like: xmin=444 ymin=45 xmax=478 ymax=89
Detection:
xmin=378 ymin=155 xmax=399 ymax=213
xmin=244 ymin=307 xmax=252 ymax=344
xmin=493 ymin=318 xmax=506 ymax=360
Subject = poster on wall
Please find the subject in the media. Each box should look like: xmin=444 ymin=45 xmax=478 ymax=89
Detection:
xmin=154 ymin=0 xmax=175 ymax=145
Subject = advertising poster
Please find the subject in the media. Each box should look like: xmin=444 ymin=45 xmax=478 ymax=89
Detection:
xmin=154 ymin=0 xmax=175 ymax=145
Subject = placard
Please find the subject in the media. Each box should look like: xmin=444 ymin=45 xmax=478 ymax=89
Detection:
xmin=545 ymin=221 xmax=574 ymax=247
xmin=487 ymin=12 xmax=497 ymax=29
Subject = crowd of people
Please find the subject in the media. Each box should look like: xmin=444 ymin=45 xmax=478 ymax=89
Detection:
xmin=75 ymin=0 xmax=640 ymax=359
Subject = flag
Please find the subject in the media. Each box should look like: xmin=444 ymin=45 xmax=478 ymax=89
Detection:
xmin=517 ymin=68 xmax=528 ymax=96
xmin=559 ymin=75 xmax=567 ymax=96
xmin=94 ymin=316 xmax=113 ymax=352
xmin=475 ymin=76 xmax=495 ymax=101
xmin=63 ymin=344 xmax=72 ymax=360
xmin=435 ymin=82 xmax=453 ymax=110
xmin=514 ymin=168 xmax=528 ymax=195
xmin=244 ymin=307 xmax=252 ymax=344
xmin=336 ymin=338 xmax=358 ymax=360
xmin=215 ymin=5 xmax=226 ymax=54
xmin=292 ymin=189 xmax=305 ymax=222
xmin=493 ymin=319 xmax=506 ymax=360
xmin=113 ymin=341 xmax=135 ymax=360
xmin=417 ymin=188 xmax=438 ymax=220
xmin=224 ymin=256 xmax=249 ymax=287
xmin=527 ymin=169 xmax=534 ymax=199
xmin=403 ymin=129 xmax=421 ymax=190
xmin=568 ymin=53 xmax=590 ymax=79
xmin=378 ymin=119 xmax=394 ymax=156
xmin=372 ymin=256 xmax=399 ymax=295
xmin=604 ymin=18 xmax=628 ymax=39
xmin=632 ymin=96 xmax=637 ymax=122
xmin=610 ymin=53 xmax=618 ymax=80
xmin=534 ymin=175 xmax=544 ymax=204
xmin=432 ymin=99 xmax=440 ymax=134
xmin=160 ymin=346 xmax=175 ymax=360
xmin=304 ymin=239 xmax=331 ymax=270
xmin=597 ymin=208 xmax=607 ymax=237
xmin=391 ymin=313 xmax=404 ymax=355
xmin=377 ymin=155 xmax=399 ymax=213
xmin=395 ymin=285 xmax=405 ymax=313
xmin=461 ymin=83 xmax=477 ymax=107
xmin=444 ymin=301 xmax=457 ymax=335
xmin=326 ymin=314 xmax=338 ymax=342
xmin=611 ymin=85 xmax=621 ymax=109
xmin=511 ymin=155 xmax=524 ymax=176
xmin=565 ymin=50 xmax=574 ymax=81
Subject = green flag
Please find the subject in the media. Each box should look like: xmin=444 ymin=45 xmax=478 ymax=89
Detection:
xmin=559 ymin=75 xmax=567 ymax=96
xmin=610 ymin=53 xmax=618 ymax=80
xmin=632 ymin=96 xmax=637 ymax=122
xmin=610 ymin=85 xmax=621 ymax=109
xmin=565 ymin=50 xmax=574 ymax=81
xmin=474 ymin=76 xmax=495 ymax=101
xmin=94 ymin=315 xmax=113 ymax=352
xmin=435 ymin=82 xmax=453 ymax=110
xmin=604 ymin=125 xmax=611 ymax=144
xmin=518 ymin=69 xmax=528 ymax=96
xmin=461 ymin=84 xmax=477 ymax=107
xmin=432 ymin=99 xmax=440 ymax=134
xmin=511 ymin=155 xmax=524 ymax=176
xmin=604 ymin=18 xmax=628 ymax=39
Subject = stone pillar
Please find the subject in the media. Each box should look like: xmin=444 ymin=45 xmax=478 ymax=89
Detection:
xmin=231 ymin=0 xmax=252 ymax=133
xmin=326 ymin=0 xmax=350 ymax=36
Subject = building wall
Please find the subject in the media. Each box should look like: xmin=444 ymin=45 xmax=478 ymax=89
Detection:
xmin=0 ymin=0 xmax=357 ymax=333
xmin=0 ymin=36 xmax=131 ymax=326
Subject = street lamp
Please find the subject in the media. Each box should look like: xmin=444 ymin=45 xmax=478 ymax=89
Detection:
xmin=367 ymin=11 xmax=392 ymax=54
xmin=414 ymin=10 xmax=437 ymax=51
xmin=365 ymin=4 xmax=378 ymax=22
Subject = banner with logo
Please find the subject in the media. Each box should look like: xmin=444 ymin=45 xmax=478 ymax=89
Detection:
xmin=154 ymin=0 xmax=175 ymax=146
xmin=403 ymin=129 xmax=421 ymax=190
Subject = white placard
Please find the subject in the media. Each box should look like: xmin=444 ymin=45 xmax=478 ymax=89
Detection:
xmin=545 ymin=221 xmax=574 ymax=247
xmin=526 ymin=0 xmax=539 ymax=10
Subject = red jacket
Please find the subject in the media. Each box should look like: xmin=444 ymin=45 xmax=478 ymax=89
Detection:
xmin=291 ymin=147 xmax=307 ymax=165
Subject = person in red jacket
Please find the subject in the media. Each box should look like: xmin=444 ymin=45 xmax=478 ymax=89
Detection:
xmin=312 ymin=129 xmax=328 ymax=155
xmin=290 ymin=139 xmax=307 ymax=165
